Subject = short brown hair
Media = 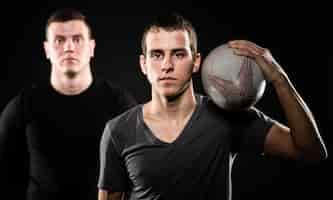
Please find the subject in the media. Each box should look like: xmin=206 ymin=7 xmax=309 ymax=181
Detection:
xmin=141 ymin=13 xmax=198 ymax=58
xmin=45 ymin=8 xmax=93 ymax=40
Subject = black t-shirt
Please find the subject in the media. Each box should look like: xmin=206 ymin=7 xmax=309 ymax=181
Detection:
xmin=98 ymin=95 xmax=274 ymax=200
xmin=0 ymin=79 xmax=136 ymax=200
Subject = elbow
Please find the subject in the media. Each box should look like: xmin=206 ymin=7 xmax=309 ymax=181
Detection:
xmin=315 ymin=146 xmax=328 ymax=161
xmin=297 ymin=146 xmax=328 ymax=163
xmin=305 ymin=152 xmax=327 ymax=163
xmin=311 ymin=142 xmax=328 ymax=162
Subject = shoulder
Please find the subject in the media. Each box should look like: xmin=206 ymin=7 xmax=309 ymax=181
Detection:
xmin=233 ymin=107 xmax=275 ymax=123
xmin=195 ymin=93 xmax=229 ymax=119
xmin=196 ymin=93 xmax=229 ymax=112
xmin=17 ymin=82 xmax=51 ymax=100
xmin=104 ymin=105 xmax=141 ymax=136
xmin=5 ymin=83 xmax=45 ymax=107
xmin=96 ymin=79 xmax=137 ymax=106
xmin=98 ymin=79 xmax=131 ymax=95
xmin=102 ymin=105 xmax=141 ymax=151
xmin=1 ymin=83 xmax=45 ymax=122
xmin=196 ymin=93 xmax=273 ymax=123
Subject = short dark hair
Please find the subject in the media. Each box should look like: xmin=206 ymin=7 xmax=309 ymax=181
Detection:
xmin=45 ymin=8 xmax=93 ymax=40
xmin=141 ymin=13 xmax=198 ymax=58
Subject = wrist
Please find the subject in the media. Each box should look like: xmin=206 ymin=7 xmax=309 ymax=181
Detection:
xmin=270 ymin=72 xmax=290 ymax=89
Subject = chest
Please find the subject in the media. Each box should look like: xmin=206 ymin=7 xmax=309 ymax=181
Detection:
xmin=123 ymin=116 xmax=232 ymax=190
xmin=143 ymin=118 xmax=189 ymax=143
xmin=25 ymin=96 xmax=118 ymax=153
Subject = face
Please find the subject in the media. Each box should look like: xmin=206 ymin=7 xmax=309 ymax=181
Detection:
xmin=44 ymin=20 xmax=95 ymax=77
xmin=140 ymin=29 xmax=201 ymax=98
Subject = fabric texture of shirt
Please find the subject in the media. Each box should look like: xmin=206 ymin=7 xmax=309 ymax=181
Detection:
xmin=98 ymin=95 xmax=274 ymax=200
xmin=0 ymin=78 xmax=136 ymax=200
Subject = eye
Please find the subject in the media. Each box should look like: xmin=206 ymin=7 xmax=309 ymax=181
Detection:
xmin=150 ymin=52 xmax=163 ymax=60
xmin=73 ymin=36 xmax=83 ymax=43
xmin=175 ymin=52 xmax=185 ymax=59
xmin=54 ymin=37 xmax=65 ymax=45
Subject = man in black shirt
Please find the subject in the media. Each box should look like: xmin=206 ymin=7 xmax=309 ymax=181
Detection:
xmin=0 ymin=8 xmax=136 ymax=200
xmin=98 ymin=13 xmax=327 ymax=200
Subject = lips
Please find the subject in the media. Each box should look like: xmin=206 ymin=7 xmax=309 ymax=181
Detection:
xmin=64 ymin=57 xmax=78 ymax=61
xmin=159 ymin=77 xmax=177 ymax=81
xmin=62 ymin=57 xmax=79 ymax=64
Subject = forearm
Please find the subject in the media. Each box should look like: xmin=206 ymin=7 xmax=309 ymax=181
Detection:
xmin=98 ymin=189 xmax=124 ymax=200
xmin=272 ymin=74 xmax=327 ymax=160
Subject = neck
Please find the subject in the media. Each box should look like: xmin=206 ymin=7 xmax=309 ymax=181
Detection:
xmin=146 ymin=83 xmax=197 ymax=121
xmin=50 ymin=66 xmax=93 ymax=96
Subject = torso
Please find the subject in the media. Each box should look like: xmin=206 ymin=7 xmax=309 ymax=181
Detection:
xmin=143 ymin=106 xmax=195 ymax=143
xmin=22 ymin=79 xmax=135 ymax=199
xmin=99 ymin=94 xmax=273 ymax=200
xmin=142 ymin=93 xmax=197 ymax=143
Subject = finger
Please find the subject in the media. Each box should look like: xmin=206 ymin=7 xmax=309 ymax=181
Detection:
xmin=229 ymin=41 xmax=259 ymax=56
xmin=232 ymin=49 xmax=256 ymax=58
xmin=229 ymin=40 xmax=264 ymax=50
xmin=229 ymin=40 xmax=265 ymax=56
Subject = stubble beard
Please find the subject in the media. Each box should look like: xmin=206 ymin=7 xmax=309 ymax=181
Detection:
xmin=64 ymin=69 xmax=78 ymax=79
xmin=165 ymin=78 xmax=192 ymax=102
xmin=62 ymin=62 xmax=81 ymax=79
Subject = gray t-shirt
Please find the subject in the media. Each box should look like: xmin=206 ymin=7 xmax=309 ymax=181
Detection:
xmin=98 ymin=95 xmax=274 ymax=200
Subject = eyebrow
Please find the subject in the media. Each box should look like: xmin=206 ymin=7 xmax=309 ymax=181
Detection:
xmin=54 ymin=34 xmax=84 ymax=38
xmin=149 ymin=48 xmax=187 ymax=54
xmin=172 ymin=48 xmax=187 ymax=53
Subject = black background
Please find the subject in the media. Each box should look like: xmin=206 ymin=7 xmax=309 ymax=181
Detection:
xmin=1 ymin=1 xmax=330 ymax=200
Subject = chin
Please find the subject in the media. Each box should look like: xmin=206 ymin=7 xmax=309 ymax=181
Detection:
xmin=160 ymin=88 xmax=184 ymax=100
xmin=61 ymin=64 xmax=81 ymax=75
xmin=64 ymin=69 xmax=79 ymax=78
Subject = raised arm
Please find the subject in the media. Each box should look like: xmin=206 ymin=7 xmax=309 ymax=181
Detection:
xmin=229 ymin=40 xmax=327 ymax=161
xmin=98 ymin=189 xmax=124 ymax=200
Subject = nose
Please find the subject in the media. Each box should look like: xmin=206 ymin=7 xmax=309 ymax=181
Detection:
xmin=161 ymin=55 xmax=174 ymax=72
xmin=64 ymin=39 xmax=75 ymax=52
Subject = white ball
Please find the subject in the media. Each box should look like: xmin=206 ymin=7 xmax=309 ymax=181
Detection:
xmin=201 ymin=44 xmax=266 ymax=111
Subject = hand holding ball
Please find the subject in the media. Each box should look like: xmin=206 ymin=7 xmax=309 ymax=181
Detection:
xmin=201 ymin=44 xmax=266 ymax=111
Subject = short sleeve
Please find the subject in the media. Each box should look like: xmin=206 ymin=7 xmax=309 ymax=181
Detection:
xmin=98 ymin=121 xmax=129 ymax=191
xmin=231 ymin=108 xmax=275 ymax=153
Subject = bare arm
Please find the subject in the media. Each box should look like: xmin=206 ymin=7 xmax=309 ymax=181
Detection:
xmin=98 ymin=189 xmax=125 ymax=200
xmin=229 ymin=40 xmax=327 ymax=161
xmin=264 ymin=76 xmax=327 ymax=161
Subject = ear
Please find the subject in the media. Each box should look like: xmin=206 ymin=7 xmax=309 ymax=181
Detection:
xmin=44 ymin=41 xmax=50 ymax=59
xmin=192 ymin=53 xmax=201 ymax=73
xmin=139 ymin=54 xmax=147 ymax=75
xmin=89 ymin=39 xmax=96 ymax=57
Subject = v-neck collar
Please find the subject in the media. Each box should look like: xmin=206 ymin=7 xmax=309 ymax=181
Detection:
xmin=138 ymin=95 xmax=203 ymax=145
